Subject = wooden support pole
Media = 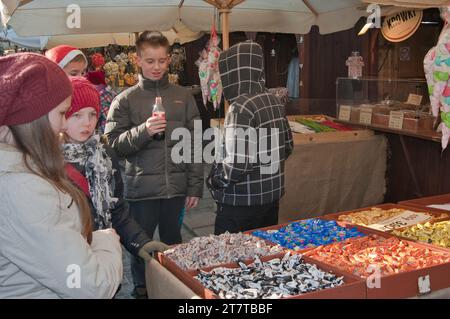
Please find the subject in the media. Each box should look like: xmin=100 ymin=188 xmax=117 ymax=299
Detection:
xmin=220 ymin=9 xmax=230 ymax=50
xmin=220 ymin=9 xmax=231 ymax=113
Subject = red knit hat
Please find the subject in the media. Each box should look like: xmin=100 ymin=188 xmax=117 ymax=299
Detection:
xmin=45 ymin=45 xmax=87 ymax=69
xmin=0 ymin=53 xmax=72 ymax=126
xmin=67 ymin=76 xmax=101 ymax=119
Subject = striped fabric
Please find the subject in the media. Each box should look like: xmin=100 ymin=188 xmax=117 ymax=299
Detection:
xmin=207 ymin=41 xmax=294 ymax=206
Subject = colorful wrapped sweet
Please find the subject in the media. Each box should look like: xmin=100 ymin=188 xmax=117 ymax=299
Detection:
xmin=103 ymin=61 xmax=119 ymax=87
xmin=196 ymin=49 xmax=209 ymax=106
xmin=305 ymin=236 xmax=450 ymax=278
xmin=124 ymin=73 xmax=138 ymax=86
xmin=91 ymin=53 xmax=105 ymax=71
xmin=196 ymin=24 xmax=223 ymax=110
xmin=393 ymin=221 xmax=450 ymax=248
xmin=103 ymin=61 xmax=119 ymax=77
xmin=195 ymin=252 xmax=345 ymax=299
xmin=424 ymin=7 xmax=450 ymax=150
xmin=252 ymin=219 xmax=365 ymax=250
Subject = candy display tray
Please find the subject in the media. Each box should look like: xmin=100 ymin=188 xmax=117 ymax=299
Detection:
xmin=322 ymin=203 xmax=450 ymax=232
xmin=243 ymin=217 xmax=373 ymax=253
xmin=287 ymin=115 xmax=374 ymax=145
xmin=304 ymin=233 xmax=450 ymax=299
xmin=399 ymin=194 xmax=450 ymax=215
xmin=346 ymin=106 xmax=435 ymax=132
xmin=157 ymin=251 xmax=366 ymax=299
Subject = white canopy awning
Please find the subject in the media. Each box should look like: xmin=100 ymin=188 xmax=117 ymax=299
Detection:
xmin=1 ymin=0 xmax=370 ymax=37
xmin=362 ymin=0 xmax=449 ymax=9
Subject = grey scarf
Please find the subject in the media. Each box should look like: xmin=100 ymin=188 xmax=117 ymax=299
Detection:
xmin=62 ymin=135 xmax=117 ymax=229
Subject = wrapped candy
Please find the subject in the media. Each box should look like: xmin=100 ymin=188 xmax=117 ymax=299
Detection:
xmin=252 ymin=219 xmax=364 ymax=250
xmin=114 ymin=52 xmax=129 ymax=65
xmin=196 ymin=49 xmax=210 ymax=106
xmin=195 ymin=252 xmax=345 ymax=299
xmin=196 ymin=24 xmax=223 ymax=110
xmin=124 ymin=73 xmax=138 ymax=86
xmin=346 ymin=51 xmax=364 ymax=79
xmin=424 ymin=6 xmax=450 ymax=150
xmin=103 ymin=61 xmax=119 ymax=87
xmin=91 ymin=53 xmax=105 ymax=71
xmin=206 ymin=28 xmax=223 ymax=110
xmin=164 ymin=232 xmax=284 ymax=270
xmin=103 ymin=61 xmax=119 ymax=77
xmin=393 ymin=221 xmax=450 ymax=248
xmin=128 ymin=52 xmax=138 ymax=73
xmin=168 ymin=73 xmax=179 ymax=85
xmin=305 ymin=236 xmax=450 ymax=278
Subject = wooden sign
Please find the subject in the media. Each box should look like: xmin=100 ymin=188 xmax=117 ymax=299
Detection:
xmin=407 ymin=93 xmax=423 ymax=106
xmin=368 ymin=211 xmax=432 ymax=232
xmin=359 ymin=107 xmax=373 ymax=125
xmin=338 ymin=105 xmax=352 ymax=121
xmin=381 ymin=10 xmax=423 ymax=43
xmin=389 ymin=111 xmax=404 ymax=129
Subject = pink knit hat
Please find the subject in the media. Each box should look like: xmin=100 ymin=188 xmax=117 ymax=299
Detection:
xmin=0 ymin=53 xmax=73 ymax=126
xmin=67 ymin=76 xmax=100 ymax=119
xmin=45 ymin=45 xmax=87 ymax=69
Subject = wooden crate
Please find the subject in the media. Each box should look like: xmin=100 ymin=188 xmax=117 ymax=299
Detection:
xmin=323 ymin=203 xmax=450 ymax=233
xmin=157 ymin=251 xmax=366 ymax=299
xmin=399 ymin=194 xmax=450 ymax=215
xmin=304 ymin=233 xmax=450 ymax=299
xmin=288 ymin=115 xmax=374 ymax=144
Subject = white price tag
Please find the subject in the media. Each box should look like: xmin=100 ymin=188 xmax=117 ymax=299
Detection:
xmin=389 ymin=111 xmax=404 ymax=130
xmin=418 ymin=275 xmax=431 ymax=295
xmin=368 ymin=210 xmax=433 ymax=232
xmin=359 ymin=107 xmax=373 ymax=125
xmin=407 ymin=94 xmax=423 ymax=106
xmin=339 ymin=105 xmax=352 ymax=121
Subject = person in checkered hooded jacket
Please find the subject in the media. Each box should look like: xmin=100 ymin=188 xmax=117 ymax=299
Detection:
xmin=207 ymin=40 xmax=294 ymax=235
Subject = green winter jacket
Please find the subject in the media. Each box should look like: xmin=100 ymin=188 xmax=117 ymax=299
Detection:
xmin=105 ymin=74 xmax=203 ymax=201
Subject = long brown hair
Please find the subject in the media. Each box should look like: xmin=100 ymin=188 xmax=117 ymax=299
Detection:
xmin=10 ymin=114 xmax=92 ymax=244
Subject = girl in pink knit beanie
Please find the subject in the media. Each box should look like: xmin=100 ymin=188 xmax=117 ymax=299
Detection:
xmin=0 ymin=53 xmax=123 ymax=299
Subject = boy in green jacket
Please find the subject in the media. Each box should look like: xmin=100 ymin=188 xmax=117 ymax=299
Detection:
xmin=105 ymin=31 xmax=203 ymax=298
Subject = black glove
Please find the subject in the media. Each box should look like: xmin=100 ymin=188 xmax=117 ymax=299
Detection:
xmin=138 ymin=241 xmax=170 ymax=262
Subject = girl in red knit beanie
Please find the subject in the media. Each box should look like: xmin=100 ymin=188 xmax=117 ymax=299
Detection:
xmin=62 ymin=77 xmax=168 ymax=294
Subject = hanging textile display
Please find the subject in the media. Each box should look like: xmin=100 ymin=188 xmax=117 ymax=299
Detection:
xmin=424 ymin=6 xmax=450 ymax=150
xmin=196 ymin=22 xmax=223 ymax=110
xmin=169 ymin=40 xmax=187 ymax=85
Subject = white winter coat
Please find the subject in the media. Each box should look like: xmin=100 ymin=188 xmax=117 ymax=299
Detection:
xmin=0 ymin=143 xmax=123 ymax=298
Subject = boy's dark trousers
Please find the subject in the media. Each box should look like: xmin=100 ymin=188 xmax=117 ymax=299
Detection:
xmin=214 ymin=201 xmax=279 ymax=235
xmin=129 ymin=197 xmax=184 ymax=290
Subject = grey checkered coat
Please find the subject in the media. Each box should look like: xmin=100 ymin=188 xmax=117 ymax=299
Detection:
xmin=207 ymin=41 xmax=294 ymax=206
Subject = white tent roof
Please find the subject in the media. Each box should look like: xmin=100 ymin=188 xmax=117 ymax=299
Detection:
xmin=362 ymin=0 xmax=449 ymax=8
xmin=1 ymin=0 xmax=370 ymax=36
xmin=45 ymin=19 xmax=204 ymax=49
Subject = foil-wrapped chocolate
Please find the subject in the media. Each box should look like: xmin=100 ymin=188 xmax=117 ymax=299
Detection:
xmin=195 ymin=252 xmax=345 ymax=299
